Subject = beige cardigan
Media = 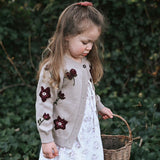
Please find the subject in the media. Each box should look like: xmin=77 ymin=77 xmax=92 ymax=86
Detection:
xmin=36 ymin=55 xmax=105 ymax=148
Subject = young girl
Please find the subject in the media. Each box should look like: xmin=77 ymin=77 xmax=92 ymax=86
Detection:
xmin=36 ymin=2 xmax=113 ymax=160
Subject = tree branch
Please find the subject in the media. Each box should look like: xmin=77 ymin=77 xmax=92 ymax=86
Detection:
xmin=0 ymin=83 xmax=33 ymax=93
xmin=144 ymin=6 xmax=154 ymax=33
xmin=28 ymin=36 xmax=37 ymax=71
xmin=0 ymin=40 xmax=26 ymax=84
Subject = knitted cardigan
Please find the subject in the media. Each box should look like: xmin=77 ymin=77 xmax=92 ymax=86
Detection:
xmin=36 ymin=55 xmax=105 ymax=149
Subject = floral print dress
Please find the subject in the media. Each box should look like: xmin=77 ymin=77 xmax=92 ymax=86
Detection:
xmin=39 ymin=80 xmax=104 ymax=160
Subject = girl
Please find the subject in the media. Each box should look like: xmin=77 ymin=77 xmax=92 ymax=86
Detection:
xmin=36 ymin=2 xmax=113 ymax=160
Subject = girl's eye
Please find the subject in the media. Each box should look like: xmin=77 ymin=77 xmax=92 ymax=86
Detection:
xmin=82 ymin=41 xmax=88 ymax=45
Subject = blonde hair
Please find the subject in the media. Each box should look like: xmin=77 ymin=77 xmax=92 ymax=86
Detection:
xmin=37 ymin=2 xmax=105 ymax=87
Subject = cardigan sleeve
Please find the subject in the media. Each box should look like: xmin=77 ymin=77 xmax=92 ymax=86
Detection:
xmin=35 ymin=65 xmax=58 ymax=144
xmin=95 ymin=94 xmax=105 ymax=112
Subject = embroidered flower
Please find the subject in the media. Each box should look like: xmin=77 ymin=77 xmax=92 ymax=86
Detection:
xmin=53 ymin=91 xmax=65 ymax=105
xmin=39 ymin=86 xmax=51 ymax=102
xmin=58 ymin=91 xmax=65 ymax=99
xmin=70 ymin=69 xmax=77 ymax=77
xmin=43 ymin=113 xmax=50 ymax=120
xmin=66 ymin=72 xmax=73 ymax=80
xmin=38 ymin=113 xmax=51 ymax=126
xmin=65 ymin=69 xmax=77 ymax=85
xmin=54 ymin=116 xmax=68 ymax=130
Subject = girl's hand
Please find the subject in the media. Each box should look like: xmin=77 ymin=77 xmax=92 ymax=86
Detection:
xmin=42 ymin=142 xmax=59 ymax=159
xmin=99 ymin=107 xmax=113 ymax=119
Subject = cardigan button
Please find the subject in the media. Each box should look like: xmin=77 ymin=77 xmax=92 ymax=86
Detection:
xmin=83 ymin=64 xmax=86 ymax=68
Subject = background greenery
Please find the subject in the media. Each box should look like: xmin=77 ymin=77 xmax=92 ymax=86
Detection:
xmin=0 ymin=0 xmax=160 ymax=159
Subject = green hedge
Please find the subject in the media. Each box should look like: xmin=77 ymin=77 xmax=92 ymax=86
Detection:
xmin=0 ymin=0 xmax=160 ymax=159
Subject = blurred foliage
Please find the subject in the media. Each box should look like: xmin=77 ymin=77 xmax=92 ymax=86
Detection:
xmin=0 ymin=0 xmax=160 ymax=159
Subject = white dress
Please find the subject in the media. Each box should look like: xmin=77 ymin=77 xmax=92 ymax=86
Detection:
xmin=39 ymin=81 xmax=104 ymax=160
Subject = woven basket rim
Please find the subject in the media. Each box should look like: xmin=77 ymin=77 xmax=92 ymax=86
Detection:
xmin=102 ymin=134 xmax=131 ymax=137
xmin=103 ymin=140 xmax=132 ymax=152
xmin=102 ymin=134 xmax=132 ymax=139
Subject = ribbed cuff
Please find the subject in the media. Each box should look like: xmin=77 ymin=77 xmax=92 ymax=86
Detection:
xmin=40 ymin=131 xmax=54 ymax=143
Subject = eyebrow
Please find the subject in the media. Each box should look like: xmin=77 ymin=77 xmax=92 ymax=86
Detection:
xmin=81 ymin=38 xmax=96 ymax=43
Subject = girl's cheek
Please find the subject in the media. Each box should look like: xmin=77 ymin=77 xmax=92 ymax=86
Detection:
xmin=81 ymin=47 xmax=86 ymax=52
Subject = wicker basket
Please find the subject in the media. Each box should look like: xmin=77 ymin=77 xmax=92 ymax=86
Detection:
xmin=102 ymin=114 xmax=132 ymax=160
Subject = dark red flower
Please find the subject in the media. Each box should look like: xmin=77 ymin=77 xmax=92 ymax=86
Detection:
xmin=38 ymin=113 xmax=51 ymax=125
xmin=53 ymin=91 xmax=65 ymax=105
xmin=43 ymin=113 xmax=50 ymax=120
xmin=77 ymin=2 xmax=93 ymax=7
xmin=54 ymin=116 xmax=68 ymax=130
xmin=70 ymin=69 xmax=77 ymax=77
xmin=66 ymin=72 xmax=73 ymax=80
xmin=66 ymin=69 xmax=77 ymax=79
xmin=39 ymin=86 xmax=51 ymax=102
xmin=58 ymin=91 xmax=65 ymax=100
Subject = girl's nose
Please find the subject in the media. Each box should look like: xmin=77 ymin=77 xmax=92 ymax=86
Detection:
xmin=86 ymin=42 xmax=93 ymax=50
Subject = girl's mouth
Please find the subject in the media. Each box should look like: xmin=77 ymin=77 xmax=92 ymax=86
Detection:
xmin=83 ymin=53 xmax=88 ymax=56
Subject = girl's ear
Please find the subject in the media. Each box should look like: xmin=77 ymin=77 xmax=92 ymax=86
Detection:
xmin=64 ymin=38 xmax=69 ymax=50
xmin=65 ymin=34 xmax=73 ymax=41
xmin=65 ymin=36 xmax=70 ymax=41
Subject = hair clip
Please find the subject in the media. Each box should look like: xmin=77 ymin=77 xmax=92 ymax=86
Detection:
xmin=76 ymin=1 xmax=93 ymax=7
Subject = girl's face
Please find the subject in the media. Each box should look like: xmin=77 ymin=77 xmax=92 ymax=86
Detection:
xmin=66 ymin=25 xmax=101 ymax=63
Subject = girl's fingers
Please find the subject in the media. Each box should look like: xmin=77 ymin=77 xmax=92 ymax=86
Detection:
xmin=43 ymin=153 xmax=54 ymax=159
xmin=99 ymin=107 xmax=113 ymax=119
xmin=106 ymin=109 xmax=113 ymax=118
xmin=103 ymin=115 xmax=109 ymax=119
xmin=103 ymin=111 xmax=112 ymax=119
xmin=52 ymin=146 xmax=59 ymax=157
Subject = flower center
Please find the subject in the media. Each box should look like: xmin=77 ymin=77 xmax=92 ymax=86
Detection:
xmin=58 ymin=122 xmax=62 ymax=126
xmin=42 ymin=92 xmax=47 ymax=96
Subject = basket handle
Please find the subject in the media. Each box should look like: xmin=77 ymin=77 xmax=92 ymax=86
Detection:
xmin=112 ymin=114 xmax=132 ymax=141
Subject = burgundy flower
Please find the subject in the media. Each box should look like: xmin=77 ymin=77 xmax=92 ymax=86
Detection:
xmin=43 ymin=113 xmax=50 ymax=120
xmin=58 ymin=91 xmax=65 ymax=99
xmin=66 ymin=69 xmax=77 ymax=79
xmin=39 ymin=86 xmax=51 ymax=102
xmin=66 ymin=72 xmax=73 ymax=80
xmin=54 ymin=116 xmax=68 ymax=130
xmin=53 ymin=91 xmax=65 ymax=105
xmin=65 ymin=69 xmax=77 ymax=85
xmin=70 ymin=69 xmax=77 ymax=77
xmin=38 ymin=113 xmax=51 ymax=125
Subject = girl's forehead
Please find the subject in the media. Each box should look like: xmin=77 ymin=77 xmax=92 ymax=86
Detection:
xmin=78 ymin=19 xmax=101 ymax=32
xmin=78 ymin=25 xmax=101 ymax=41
